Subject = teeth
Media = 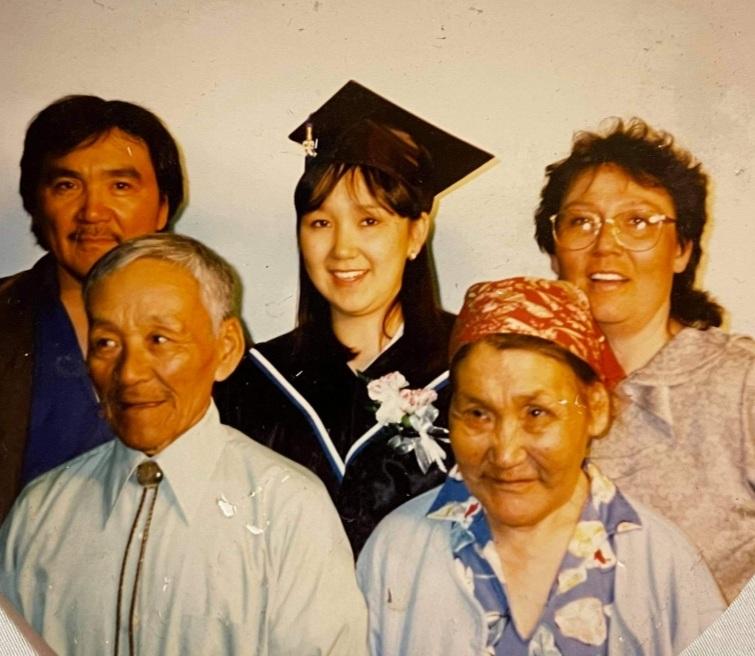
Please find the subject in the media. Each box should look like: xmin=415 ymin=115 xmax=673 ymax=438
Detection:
xmin=332 ymin=271 xmax=364 ymax=281
xmin=590 ymin=272 xmax=624 ymax=281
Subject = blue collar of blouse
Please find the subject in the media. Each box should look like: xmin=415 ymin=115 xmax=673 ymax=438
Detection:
xmin=427 ymin=462 xmax=643 ymax=653
xmin=427 ymin=461 xmax=642 ymax=556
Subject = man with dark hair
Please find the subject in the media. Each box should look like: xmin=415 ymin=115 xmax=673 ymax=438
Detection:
xmin=0 ymin=95 xmax=185 ymax=520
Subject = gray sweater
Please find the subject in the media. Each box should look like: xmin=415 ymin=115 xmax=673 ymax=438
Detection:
xmin=590 ymin=327 xmax=755 ymax=602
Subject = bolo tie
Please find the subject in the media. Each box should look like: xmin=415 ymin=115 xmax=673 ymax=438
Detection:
xmin=114 ymin=461 xmax=163 ymax=656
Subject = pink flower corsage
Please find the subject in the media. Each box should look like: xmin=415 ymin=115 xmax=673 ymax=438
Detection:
xmin=367 ymin=371 xmax=448 ymax=474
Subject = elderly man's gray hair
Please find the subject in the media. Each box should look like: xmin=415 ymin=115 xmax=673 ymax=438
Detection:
xmin=84 ymin=233 xmax=241 ymax=331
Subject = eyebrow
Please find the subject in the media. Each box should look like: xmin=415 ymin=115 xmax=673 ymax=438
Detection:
xmin=87 ymin=318 xmax=117 ymax=332
xmin=104 ymin=167 xmax=143 ymax=180
xmin=355 ymin=202 xmax=397 ymax=218
xmin=43 ymin=166 xmax=144 ymax=181
xmin=451 ymin=391 xmax=485 ymax=406
xmin=43 ymin=167 xmax=81 ymax=181
xmin=88 ymin=317 xmax=187 ymax=336
xmin=453 ymin=388 xmax=559 ymax=405
xmin=561 ymin=199 xmax=664 ymax=212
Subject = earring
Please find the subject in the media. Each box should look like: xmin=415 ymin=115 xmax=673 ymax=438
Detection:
xmin=408 ymin=251 xmax=417 ymax=261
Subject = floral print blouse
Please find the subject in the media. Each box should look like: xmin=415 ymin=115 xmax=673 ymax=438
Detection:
xmin=426 ymin=462 xmax=642 ymax=655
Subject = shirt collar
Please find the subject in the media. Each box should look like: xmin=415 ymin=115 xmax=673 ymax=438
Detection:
xmin=624 ymin=327 xmax=729 ymax=386
xmin=427 ymin=461 xmax=642 ymax=551
xmin=426 ymin=466 xmax=490 ymax=553
xmin=618 ymin=327 xmax=731 ymax=428
xmin=102 ymin=402 xmax=227 ymax=527
xmin=427 ymin=466 xmax=481 ymax=522
xmin=33 ymin=254 xmax=60 ymax=297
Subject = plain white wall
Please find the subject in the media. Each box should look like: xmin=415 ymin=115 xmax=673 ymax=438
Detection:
xmin=1 ymin=0 xmax=753 ymax=339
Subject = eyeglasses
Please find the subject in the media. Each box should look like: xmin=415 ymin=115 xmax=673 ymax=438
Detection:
xmin=550 ymin=210 xmax=677 ymax=252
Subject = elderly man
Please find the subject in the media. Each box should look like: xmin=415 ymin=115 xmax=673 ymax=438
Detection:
xmin=0 ymin=234 xmax=367 ymax=655
xmin=0 ymin=95 xmax=184 ymax=520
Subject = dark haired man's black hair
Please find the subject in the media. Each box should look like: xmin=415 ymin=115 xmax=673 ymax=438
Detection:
xmin=20 ymin=95 xmax=185 ymax=246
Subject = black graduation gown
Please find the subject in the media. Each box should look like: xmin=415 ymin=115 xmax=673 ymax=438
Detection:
xmin=214 ymin=313 xmax=456 ymax=554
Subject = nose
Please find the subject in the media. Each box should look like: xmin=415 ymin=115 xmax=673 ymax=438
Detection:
xmin=115 ymin=343 xmax=151 ymax=386
xmin=591 ymin=217 xmax=622 ymax=254
xmin=490 ymin=419 xmax=527 ymax=468
xmin=77 ymin=184 xmax=110 ymax=223
xmin=331 ymin=222 xmax=358 ymax=259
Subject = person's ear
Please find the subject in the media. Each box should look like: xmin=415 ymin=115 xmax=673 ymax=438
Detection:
xmin=586 ymin=381 xmax=611 ymax=439
xmin=213 ymin=317 xmax=246 ymax=382
xmin=407 ymin=213 xmax=431 ymax=260
xmin=674 ymin=239 xmax=693 ymax=274
xmin=550 ymin=254 xmax=561 ymax=277
xmin=156 ymin=197 xmax=169 ymax=231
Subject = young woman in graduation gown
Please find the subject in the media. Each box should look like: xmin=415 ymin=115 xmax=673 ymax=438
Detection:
xmin=216 ymin=81 xmax=492 ymax=553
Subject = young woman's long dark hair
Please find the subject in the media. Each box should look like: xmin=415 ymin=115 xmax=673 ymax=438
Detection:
xmin=291 ymin=144 xmax=447 ymax=367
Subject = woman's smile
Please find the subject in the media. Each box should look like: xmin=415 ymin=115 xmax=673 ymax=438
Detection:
xmin=585 ymin=270 xmax=630 ymax=294
xmin=299 ymin=169 xmax=426 ymax=325
xmin=330 ymin=269 xmax=368 ymax=284
xmin=553 ymin=164 xmax=691 ymax=338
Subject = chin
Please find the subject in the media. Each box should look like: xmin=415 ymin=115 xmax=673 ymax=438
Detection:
xmin=585 ymin=301 xmax=632 ymax=326
xmin=485 ymin=495 xmax=550 ymax=529
xmin=67 ymin=257 xmax=108 ymax=280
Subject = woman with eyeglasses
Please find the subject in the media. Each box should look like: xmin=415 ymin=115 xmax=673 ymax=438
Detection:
xmin=533 ymin=118 xmax=755 ymax=602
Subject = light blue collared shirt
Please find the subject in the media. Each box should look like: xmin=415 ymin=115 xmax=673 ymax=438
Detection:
xmin=1 ymin=403 xmax=367 ymax=655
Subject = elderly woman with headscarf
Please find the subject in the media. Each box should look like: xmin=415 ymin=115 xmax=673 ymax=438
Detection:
xmin=533 ymin=119 xmax=755 ymax=602
xmin=357 ymin=277 xmax=723 ymax=655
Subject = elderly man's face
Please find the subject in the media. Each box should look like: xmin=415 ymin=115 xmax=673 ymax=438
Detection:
xmin=35 ymin=128 xmax=169 ymax=282
xmin=87 ymin=258 xmax=238 ymax=454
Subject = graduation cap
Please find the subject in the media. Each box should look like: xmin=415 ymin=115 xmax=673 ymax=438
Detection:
xmin=288 ymin=80 xmax=494 ymax=200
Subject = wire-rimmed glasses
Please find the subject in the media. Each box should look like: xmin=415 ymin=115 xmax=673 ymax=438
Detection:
xmin=550 ymin=210 xmax=677 ymax=252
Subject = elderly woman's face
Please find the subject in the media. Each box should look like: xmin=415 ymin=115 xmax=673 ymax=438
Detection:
xmin=450 ymin=342 xmax=608 ymax=530
xmin=552 ymin=164 xmax=691 ymax=336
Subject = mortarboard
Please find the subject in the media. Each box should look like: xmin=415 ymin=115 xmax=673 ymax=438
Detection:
xmin=289 ymin=80 xmax=494 ymax=199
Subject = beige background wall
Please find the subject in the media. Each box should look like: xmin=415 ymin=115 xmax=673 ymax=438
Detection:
xmin=1 ymin=0 xmax=753 ymax=338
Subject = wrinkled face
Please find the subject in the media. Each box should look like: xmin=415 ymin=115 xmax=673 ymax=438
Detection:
xmin=552 ymin=164 xmax=691 ymax=337
xmin=35 ymin=128 xmax=168 ymax=281
xmin=450 ymin=343 xmax=608 ymax=530
xmin=298 ymin=170 xmax=428 ymax=325
xmin=87 ymin=259 xmax=229 ymax=455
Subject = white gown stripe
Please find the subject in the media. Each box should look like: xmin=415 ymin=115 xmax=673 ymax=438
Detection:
xmin=249 ymin=348 xmax=346 ymax=479
xmin=424 ymin=370 xmax=450 ymax=394
xmin=343 ymin=369 xmax=450 ymax=466
xmin=251 ymin=347 xmax=450 ymax=478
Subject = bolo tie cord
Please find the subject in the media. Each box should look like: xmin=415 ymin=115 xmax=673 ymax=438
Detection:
xmin=114 ymin=462 xmax=163 ymax=656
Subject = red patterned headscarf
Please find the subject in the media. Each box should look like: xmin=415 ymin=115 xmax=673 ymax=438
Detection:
xmin=449 ymin=277 xmax=624 ymax=389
